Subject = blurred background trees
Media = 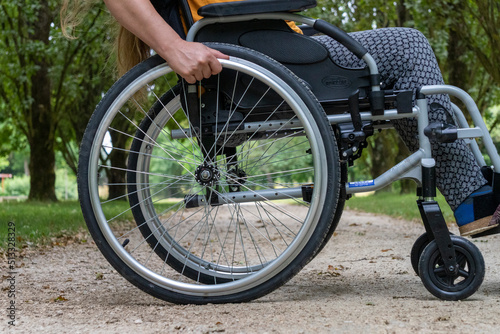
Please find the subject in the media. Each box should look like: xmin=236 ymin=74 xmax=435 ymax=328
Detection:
xmin=0 ymin=0 xmax=115 ymax=200
xmin=0 ymin=0 xmax=499 ymax=200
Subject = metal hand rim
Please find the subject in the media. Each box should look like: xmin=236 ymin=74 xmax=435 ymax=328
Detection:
xmin=87 ymin=57 xmax=328 ymax=296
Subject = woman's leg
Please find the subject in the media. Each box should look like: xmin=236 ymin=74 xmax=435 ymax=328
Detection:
xmin=314 ymin=28 xmax=486 ymax=209
xmin=314 ymin=28 xmax=498 ymax=235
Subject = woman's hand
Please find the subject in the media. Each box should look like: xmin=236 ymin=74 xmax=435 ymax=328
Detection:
xmin=160 ymin=39 xmax=229 ymax=84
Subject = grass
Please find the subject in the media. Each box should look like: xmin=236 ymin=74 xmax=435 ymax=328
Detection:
xmin=345 ymin=191 xmax=454 ymax=224
xmin=0 ymin=192 xmax=455 ymax=251
xmin=0 ymin=201 xmax=87 ymax=251
xmin=0 ymin=199 xmax=179 ymax=251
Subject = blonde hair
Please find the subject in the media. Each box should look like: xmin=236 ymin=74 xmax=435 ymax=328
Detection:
xmin=60 ymin=0 xmax=151 ymax=76
xmin=116 ymin=27 xmax=151 ymax=76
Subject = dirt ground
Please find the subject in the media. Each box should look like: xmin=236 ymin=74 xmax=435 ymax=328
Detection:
xmin=3 ymin=208 xmax=500 ymax=333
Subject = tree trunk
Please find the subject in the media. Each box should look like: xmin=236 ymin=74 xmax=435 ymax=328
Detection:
xmin=396 ymin=0 xmax=408 ymax=27
xmin=27 ymin=0 xmax=57 ymax=201
xmin=447 ymin=29 xmax=468 ymax=90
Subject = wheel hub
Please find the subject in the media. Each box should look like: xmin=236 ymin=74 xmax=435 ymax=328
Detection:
xmin=195 ymin=163 xmax=220 ymax=186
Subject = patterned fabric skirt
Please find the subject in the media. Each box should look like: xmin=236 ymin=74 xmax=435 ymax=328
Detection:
xmin=313 ymin=28 xmax=486 ymax=210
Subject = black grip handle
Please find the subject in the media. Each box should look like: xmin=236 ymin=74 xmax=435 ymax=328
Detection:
xmin=313 ymin=19 xmax=368 ymax=59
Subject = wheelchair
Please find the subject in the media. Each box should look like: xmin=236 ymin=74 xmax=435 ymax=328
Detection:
xmin=77 ymin=0 xmax=500 ymax=304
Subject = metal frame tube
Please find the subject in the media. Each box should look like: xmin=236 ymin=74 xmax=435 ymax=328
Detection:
xmin=420 ymin=85 xmax=500 ymax=170
xmin=451 ymin=103 xmax=486 ymax=167
xmin=346 ymin=150 xmax=425 ymax=194
xmin=171 ymin=108 xmax=419 ymax=139
xmin=187 ymin=13 xmax=316 ymax=42
xmin=171 ymin=83 xmax=499 ymax=201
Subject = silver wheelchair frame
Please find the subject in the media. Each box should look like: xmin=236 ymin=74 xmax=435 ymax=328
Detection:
xmin=187 ymin=12 xmax=500 ymax=197
xmin=187 ymin=12 xmax=500 ymax=299
xmin=77 ymin=4 xmax=500 ymax=304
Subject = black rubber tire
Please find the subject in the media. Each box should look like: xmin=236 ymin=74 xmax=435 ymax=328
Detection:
xmin=78 ymin=43 xmax=341 ymax=304
xmin=410 ymin=232 xmax=453 ymax=276
xmin=410 ymin=233 xmax=430 ymax=276
xmin=418 ymin=235 xmax=485 ymax=301
xmin=314 ymin=198 xmax=345 ymax=256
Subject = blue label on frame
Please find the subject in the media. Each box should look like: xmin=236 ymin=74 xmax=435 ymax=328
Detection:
xmin=348 ymin=180 xmax=375 ymax=188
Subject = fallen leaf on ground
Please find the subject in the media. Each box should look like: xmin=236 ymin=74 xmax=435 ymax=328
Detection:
xmin=52 ymin=295 xmax=68 ymax=302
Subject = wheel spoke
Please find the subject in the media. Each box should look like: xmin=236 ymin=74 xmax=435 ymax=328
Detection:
xmin=433 ymin=265 xmax=446 ymax=277
xmin=458 ymin=268 xmax=470 ymax=279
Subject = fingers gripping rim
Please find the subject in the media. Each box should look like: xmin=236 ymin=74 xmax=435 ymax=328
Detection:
xmin=78 ymin=44 xmax=339 ymax=303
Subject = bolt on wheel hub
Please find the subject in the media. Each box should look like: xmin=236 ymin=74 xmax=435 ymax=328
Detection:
xmin=195 ymin=163 xmax=220 ymax=186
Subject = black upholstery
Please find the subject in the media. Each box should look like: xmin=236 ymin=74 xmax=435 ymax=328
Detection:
xmin=198 ymin=0 xmax=317 ymax=17
xmin=239 ymin=30 xmax=329 ymax=64
xmin=151 ymin=0 xmax=186 ymax=37
xmin=195 ymin=20 xmax=372 ymax=105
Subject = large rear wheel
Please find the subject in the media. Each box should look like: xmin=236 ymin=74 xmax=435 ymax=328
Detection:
xmin=78 ymin=44 xmax=341 ymax=304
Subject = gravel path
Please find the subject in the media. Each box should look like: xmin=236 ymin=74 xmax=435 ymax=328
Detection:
xmin=3 ymin=209 xmax=500 ymax=333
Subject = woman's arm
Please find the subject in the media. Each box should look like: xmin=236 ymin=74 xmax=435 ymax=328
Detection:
xmin=103 ymin=0 xmax=228 ymax=83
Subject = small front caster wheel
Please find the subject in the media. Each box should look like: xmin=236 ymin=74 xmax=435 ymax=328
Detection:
xmin=418 ymin=235 xmax=484 ymax=301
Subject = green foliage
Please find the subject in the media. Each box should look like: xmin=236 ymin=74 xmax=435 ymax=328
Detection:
xmin=1 ymin=150 xmax=77 ymax=198
xmin=308 ymin=0 xmax=405 ymax=31
xmin=0 ymin=0 xmax=116 ymax=200
xmin=0 ymin=168 xmax=78 ymax=199
xmin=0 ymin=175 xmax=29 ymax=197
xmin=0 ymin=150 xmax=29 ymax=176
xmin=0 ymin=157 xmax=8 ymax=170
xmin=0 ymin=120 xmax=27 ymax=159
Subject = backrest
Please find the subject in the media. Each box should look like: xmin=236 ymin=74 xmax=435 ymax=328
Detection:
xmin=150 ymin=0 xmax=187 ymax=38
xmin=198 ymin=0 xmax=317 ymax=18
xmin=152 ymin=0 xmax=318 ymax=33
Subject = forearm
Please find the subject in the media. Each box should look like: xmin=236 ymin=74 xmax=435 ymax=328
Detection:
xmin=103 ymin=0 xmax=228 ymax=83
xmin=103 ymin=0 xmax=181 ymax=56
